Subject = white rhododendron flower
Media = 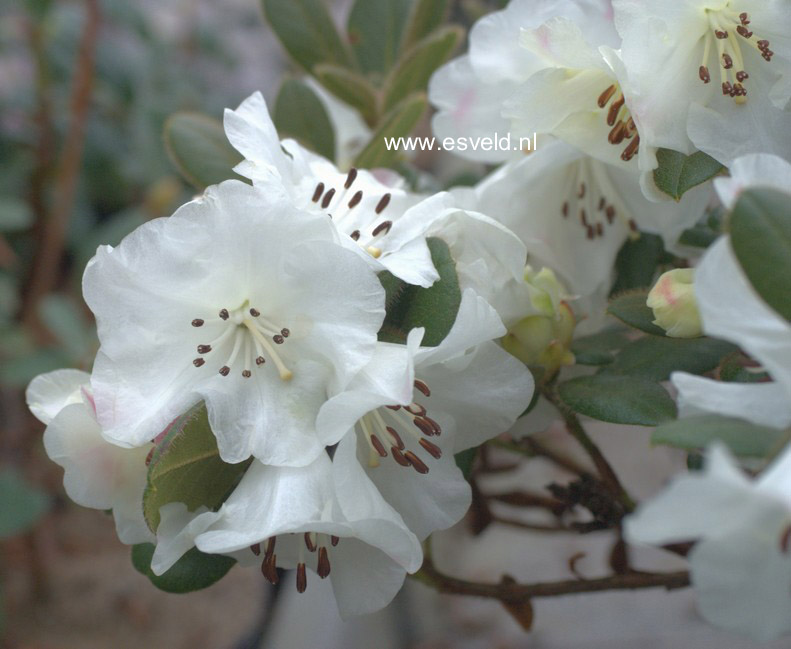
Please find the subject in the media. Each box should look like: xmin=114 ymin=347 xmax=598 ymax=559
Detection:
xmin=671 ymin=236 xmax=791 ymax=428
xmin=612 ymin=0 xmax=791 ymax=165
xmin=625 ymin=444 xmax=791 ymax=641
xmin=83 ymin=179 xmax=386 ymax=465
xmin=456 ymin=140 xmax=709 ymax=332
xmin=26 ymin=370 xmax=152 ymax=544
xmin=429 ymin=0 xmax=617 ymax=164
xmin=672 ymin=152 xmax=791 ymax=427
xmin=318 ymin=290 xmax=535 ymax=538
xmin=152 ymin=451 xmax=422 ymax=618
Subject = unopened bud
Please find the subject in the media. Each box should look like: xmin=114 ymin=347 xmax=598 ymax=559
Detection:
xmin=502 ymin=302 xmax=575 ymax=376
xmin=647 ymin=268 xmax=702 ymax=338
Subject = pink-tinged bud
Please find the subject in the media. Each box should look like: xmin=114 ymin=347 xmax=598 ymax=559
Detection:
xmin=647 ymin=269 xmax=702 ymax=338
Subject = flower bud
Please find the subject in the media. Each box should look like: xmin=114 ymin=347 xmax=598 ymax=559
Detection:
xmin=646 ymin=268 xmax=702 ymax=338
xmin=502 ymin=266 xmax=575 ymax=376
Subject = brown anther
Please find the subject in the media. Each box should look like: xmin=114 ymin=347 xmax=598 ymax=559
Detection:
xmin=265 ymin=537 xmax=276 ymax=557
xmin=596 ymin=222 xmax=604 ymax=237
xmin=422 ymin=415 xmax=442 ymax=435
xmin=608 ymin=121 xmax=627 ymax=145
xmin=350 ymin=230 xmax=361 ymax=241
xmin=414 ymin=379 xmax=431 ymax=397
xmin=621 ymin=135 xmax=640 ymax=162
xmin=722 ymin=81 xmax=733 ymax=95
xmin=578 ymin=183 xmax=586 ymax=198
xmin=219 ymin=308 xmax=229 ymax=320
xmin=197 ymin=344 xmax=212 ymax=354
xmin=386 ymin=426 xmax=405 ymax=450
xmin=757 ymin=39 xmax=769 ymax=51
xmin=733 ymin=83 xmax=747 ymax=97
xmin=321 ymin=188 xmax=336 ymax=209
xmin=419 ymin=438 xmax=442 ymax=459
xmin=304 ymin=532 xmax=317 ymax=552
xmin=345 ymin=167 xmax=358 ymax=189
xmin=261 ymin=554 xmax=279 ymax=584
xmin=780 ymin=525 xmax=791 ymax=554
xmin=311 ymin=182 xmax=325 ymax=203
xmin=250 ymin=543 xmax=261 ymax=556
xmin=391 ymin=447 xmax=410 ymax=467
xmin=405 ymin=402 xmax=427 ymax=417
xmin=736 ymin=70 xmax=749 ymax=82
xmin=242 ymin=370 xmax=252 ymax=378
xmin=739 ymin=12 xmax=749 ymax=25
xmin=412 ymin=417 xmax=435 ymax=436
xmin=279 ymin=329 xmax=289 ymax=339
xmin=607 ymin=95 xmax=625 ymax=126
xmin=562 ymin=201 xmax=569 ymax=217
xmin=370 ymin=434 xmax=388 ymax=458
xmin=191 ymin=318 xmax=204 ymax=327
xmin=721 ymin=53 xmax=733 ymax=69
xmin=273 ymin=334 xmax=284 ymax=344
xmin=597 ymin=84 xmax=617 ymax=108
xmin=699 ymin=65 xmax=710 ymax=83
xmin=736 ymin=25 xmax=752 ymax=38
xmin=193 ymin=358 xmax=205 ymax=367
xmin=628 ymin=219 xmax=638 ymax=232
xmin=580 ymin=210 xmax=588 ymax=227
xmin=404 ymin=451 xmax=429 ymax=474
xmin=715 ymin=29 xmax=728 ymax=39
xmin=256 ymin=356 xmax=266 ymax=365
xmin=371 ymin=220 xmax=393 ymax=236
xmin=606 ymin=205 xmax=615 ymax=223
xmin=625 ymin=117 xmax=637 ymax=135
xmin=375 ymin=193 xmax=391 ymax=214
xmin=586 ymin=225 xmax=595 ymax=240
xmin=145 ymin=447 xmax=155 ymax=466
xmin=598 ymin=197 xmax=606 ymax=210
xmin=385 ymin=405 xmax=401 ymax=411
xmin=250 ymin=308 xmax=260 ymax=317
xmin=330 ymin=535 xmax=340 ymax=547
xmin=317 ymin=546 xmax=331 ymax=578
xmin=219 ymin=366 xmax=230 ymax=376
xmin=296 ymin=563 xmax=307 ymax=593
xmin=762 ymin=49 xmax=774 ymax=61
xmin=348 ymin=190 xmax=363 ymax=209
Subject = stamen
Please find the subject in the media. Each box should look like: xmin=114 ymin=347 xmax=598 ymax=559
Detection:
xmin=244 ymin=320 xmax=293 ymax=381
xmin=414 ymin=379 xmax=431 ymax=397
xmin=405 ymin=402 xmax=427 ymax=417
xmin=296 ymin=563 xmax=307 ymax=593
xmin=385 ymin=426 xmax=405 ymax=450
xmin=304 ymin=532 xmax=317 ymax=552
xmin=391 ymin=447 xmax=410 ymax=466
xmin=261 ymin=554 xmax=278 ymax=584
xmin=350 ymin=230 xmax=360 ymax=241
xmin=317 ymin=546 xmax=331 ymax=578
xmin=721 ymin=53 xmax=733 ymax=69
xmin=321 ymin=188 xmax=336 ymax=209
xmin=699 ymin=65 xmax=711 ymax=83
xmin=219 ymin=309 xmax=229 ymax=320
xmin=348 ymin=191 xmax=363 ymax=209
xmin=331 ymin=535 xmax=339 ymax=547
xmin=250 ymin=543 xmax=261 ymax=556
xmin=578 ymin=183 xmax=586 ymax=198
xmin=562 ymin=202 xmax=569 ymax=217
xmin=404 ymin=450 xmax=429 ymax=474
xmin=370 ymin=434 xmax=388 ymax=457
xmin=371 ymin=220 xmax=393 ymax=237
xmin=344 ymin=168 xmax=358 ymax=189
xmin=197 ymin=344 xmax=212 ymax=354
xmin=219 ymin=366 xmax=230 ymax=376
xmin=193 ymin=358 xmax=205 ymax=367
xmin=736 ymin=25 xmax=752 ymax=39
xmin=191 ymin=319 xmax=204 ymax=327
xmin=374 ymin=194 xmax=391 ymax=214
xmin=621 ymin=135 xmax=640 ymax=162
xmin=597 ymin=84 xmax=616 ymax=108
xmin=311 ymin=182 xmax=325 ymax=203
xmin=419 ymin=438 xmax=442 ymax=459
xmin=250 ymin=308 xmax=260 ymax=317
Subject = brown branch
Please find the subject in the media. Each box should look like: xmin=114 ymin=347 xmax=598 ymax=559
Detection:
xmin=21 ymin=0 xmax=100 ymax=335
xmin=489 ymin=436 xmax=594 ymax=478
xmin=415 ymin=557 xmax=690 ymax=603
xmin=491 ymin=515 xmax=574 ymax=533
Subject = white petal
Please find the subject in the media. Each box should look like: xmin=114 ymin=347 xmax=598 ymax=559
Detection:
xmin=714 ymin=153 xmax=791 ymax=209
xmin=26 ymin=369 xmax=90 ymax=424
xmin=151 ymin=503 xmax=221 ymax=574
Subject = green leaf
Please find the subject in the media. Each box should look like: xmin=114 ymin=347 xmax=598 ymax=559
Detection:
xmin=132 ymin=544 xmax=235 ymax=594
xmin=402 ymin=0 xmax=449 ymax=50
xmin=558 ymin=375 xmax=676 ymax=426
xmin=382 ymin=26 xmax=462 ymax=112
xmin=163 ymin=113 xmax=243 ymax=190
xmin=607 ymin=291 xmax=666 ymax=336
xmin=313 ymin=64 xmax=379 ymax=126
xmin=273 ymin=79 xmax=335 ymax=161
xmin=353 ymin=93 xmax=427 ymax=169
xmin=610 ymin=233 xmax=665 ymax=295
xmin=143 ymin=404 xmax=252 ymax=533
xmin=262 ymin=0 xmax=351 ymax=72
xmin=347 ymin=0 xmax=412 ymax=75
xmin=0 ymin=469 xmax=50 ymax=538
xmin=729 ymin=187 xmax=791 ymax=322
xmin=379 ymin=237 xmax=461 ymax=346
xmin=719 ymin=352 xmax=771 ymax=383
xmin=602 ymin=336 xmax=737 ymax=382
xmin=571 ymin=330 xmax=629 ymax=366
xmin=653 ymin=148 xmax=724 ymax=201
xmin=652 ymin=415 xmax=789 ymax=458
xmin=454 ymin=448 xmax=477 ymax=480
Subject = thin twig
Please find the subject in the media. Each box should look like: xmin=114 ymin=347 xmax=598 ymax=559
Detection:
xmin=21 ymin=0 xmax=100 ymax=335
xmin=488 ymin=436 xmax=594 ymax=478
xmin=414 ymin=556 xmax=690 ymax=603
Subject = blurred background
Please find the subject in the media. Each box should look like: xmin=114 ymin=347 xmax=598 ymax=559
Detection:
xmin=1 ymin=1 xmax=788 ymax=648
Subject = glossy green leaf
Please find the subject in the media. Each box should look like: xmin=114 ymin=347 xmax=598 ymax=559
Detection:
xmin=262 ymin=0 xmax=351 ymax=72
xmin=652 ymin=415 xmax=789 ymax=458
xmin=143 ymin=404 xmax=252 ymax=533
xmin=402 ymin=0 xmax=449 ymax=49
xmin=729 ymin=187 xmax=791 ymax=322
xmin=653 ymin=148 xmax=724 ymax=201
xmin=0 ymin=469 xmax=50 ymax=538
xmin=454 ymin=448 xmax=477 ymax=480
xmin=347 ymin=0 xmax=412 ymax=75
xmin=132 ymin=543 xmax=235 ymax=594
xmin=273 ymin=79 xmax=335 ymax=161
xmin=383 ymin=26 xmax=462 ymax=112
xmin=353 ymin=93 xmax=427 ymax=169
xmin=607 ymin=291 xmax=666 ymax=336
xmin=379 ymin=237 xmax=461 ymax=346
xmin=558 ymin=374 xmax=676 ymax=426
xmin=602 ymin=336 xmax=737 ymax=382
xmin=313 ymin=64 xmax=379 ymax=127
xmin=163 ymin=113 xmax=243 ymax=190
xmin=610 ymin=233 xmax=665 ymax=295
xmin=571 ymin=330 xmax=629 ymax=366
